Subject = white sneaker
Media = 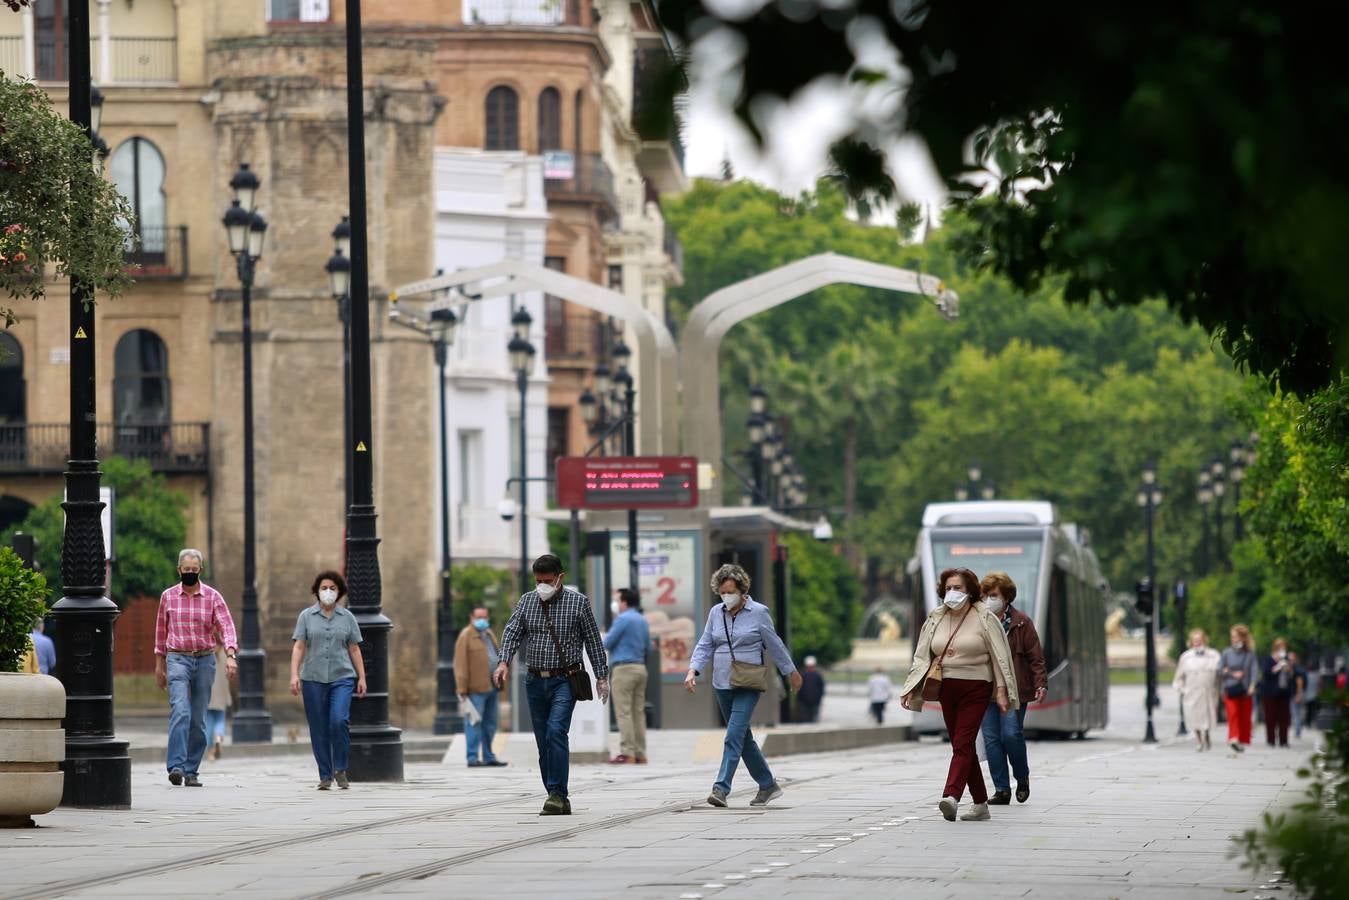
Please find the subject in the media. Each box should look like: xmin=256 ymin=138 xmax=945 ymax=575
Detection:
xmin=960 ymin=802 xmax=990 ymax=821
xmin=938 ymin=796 xmax=958 ymax=821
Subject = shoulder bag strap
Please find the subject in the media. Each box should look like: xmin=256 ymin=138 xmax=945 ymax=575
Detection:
xmin=722 ymin=609 xmax=736 ymax=663
xmin=538 ymin=599 xmax=573 ymax=668
xmin=936 ymin=605 xmax=973 ymax=664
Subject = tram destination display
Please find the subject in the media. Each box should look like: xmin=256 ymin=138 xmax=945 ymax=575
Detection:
xmin=556 ymin=456 xmax=698 ymax=510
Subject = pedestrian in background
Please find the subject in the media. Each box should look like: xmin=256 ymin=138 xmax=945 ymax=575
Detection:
xmin=686 ymin=563 xmax=801 ymax=809
xmin=867 ymin=668 xmax=893 ymax=724
xmin=979 ymin=572 xmax=1045 ymax=804
xmin=494 ymin=554 xmax=610 ymax=816
xmin=1288 ymin=651 xmax=1308 ymax=739
xmin=1220 ymin=624 xmax=1258 ymax=752
xmin=900 ymin=567 xmax=1017 ymax=823
xmin=290 ymin=570 xmax=367 ymax=790
xmin=1173 ymin=628 xmax=1221 ymax=751
xmin=797 ymin=656 xmax=825 ymax=722
xmin=206 ymin=645 xmax=231 ymax=761
xmin=1259 ymin=637 xmax=1294 ymax=747
xmin=605 ymin=587 xmax=651 ymax=764
xmin=454 ymin=603 xmax=507 ymax=768
xmin=154 ymin=548 xmax=238 ymax=787
xmin=28 ymin=618 xmax=54 ymax=675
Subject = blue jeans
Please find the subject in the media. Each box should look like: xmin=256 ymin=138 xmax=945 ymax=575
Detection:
xmin=465 ymin=689 xmax=500 ymax=763
xmin=302 ymin=678 xmax=355 ymax=781
xmin=206 ymin=709 xmax=226 ymax=743
xmin=713 ymin=688 xmax=776 ymax=795
xmin=166 ymin=652 xmax=216 ymax=776
xmin=525 ymin=674 xmax=575 ymax=797
xmin=980 ymin=702 xmax=1030 ymax=793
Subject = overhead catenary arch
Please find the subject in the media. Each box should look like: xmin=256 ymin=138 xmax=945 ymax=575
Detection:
xmin=679 ymin=253 xmax=958 ymax=478
xmin=388 ymin=259 xmax=677 ymax=452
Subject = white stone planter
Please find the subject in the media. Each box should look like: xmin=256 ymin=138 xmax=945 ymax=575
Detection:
xmin=0 ymin=671 xmax=65 ymax=827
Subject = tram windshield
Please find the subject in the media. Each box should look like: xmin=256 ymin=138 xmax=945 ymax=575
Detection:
xmin=931 ymin=533 xmax=1044 ymax=620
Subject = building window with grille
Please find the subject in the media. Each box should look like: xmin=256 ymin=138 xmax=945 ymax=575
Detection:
xmin=538 ymin=87 xmax=562 ymax=152
xmin=573 ymin=89 xmax=584 ymax=155
xmin=543 ymin=256 xmax=568 ymax=357
xmin=607 ymin=264 xmax=624 ymax=293
xmin=485 ymin=86 xmax=520 ymax=151
xmin=113 ymin=329 xmax=170 ymax=458
xmin=110 ymin=137 xmax=167 ymax=263
xmin=33 ymin=0 xmax=69 ymax=82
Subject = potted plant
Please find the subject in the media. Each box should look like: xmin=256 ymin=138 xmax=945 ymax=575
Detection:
xmin=0 ymin=546 xmax=65 ymax=827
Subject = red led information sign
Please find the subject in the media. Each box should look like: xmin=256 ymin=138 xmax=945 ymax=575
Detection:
xmin=556 ymin=456 xmax=699 ymax=510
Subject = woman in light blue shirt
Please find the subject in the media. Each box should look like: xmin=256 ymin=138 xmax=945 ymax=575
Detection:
xmin=686 ymin=563 xmax=802 ymax=808
xmin=290 ymin=570 xmax=366 ymax=791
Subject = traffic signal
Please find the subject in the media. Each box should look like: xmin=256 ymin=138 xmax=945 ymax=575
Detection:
xmin=1135 ymin=577 xmax=1154 ymax=616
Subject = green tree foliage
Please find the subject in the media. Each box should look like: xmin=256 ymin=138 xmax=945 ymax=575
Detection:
xmin=783 ymin=532 xmax=862 ymax=667
xmin=664 ymin=180 xmax=1250 ymax=593
xmin=451 ymin=562 xmax=517 ymax=631
xmin=655 ymin=1 xmax=1349 ymax=393
xmin=0 ymin=546 xmax=48 ymax=672
xmin=0 ymin=74 xmax=135 ymax=328
xmin=1 ymin=456 xmax=188 ymax=605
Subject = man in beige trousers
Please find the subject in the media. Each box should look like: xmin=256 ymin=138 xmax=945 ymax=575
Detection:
xmin=604 ymin=588 xmax=651 ymax=764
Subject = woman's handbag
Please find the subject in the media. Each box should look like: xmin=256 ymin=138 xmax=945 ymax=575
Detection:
xmin=724 ymin=610 xmax=770 ymax=692
xmin=1224 ymin=680 xmax=1246 ymax=700
xmin=539 ymin=599 xmax=595 ymax=702
xmin=920 ymin=606 xmax=973 ymax=702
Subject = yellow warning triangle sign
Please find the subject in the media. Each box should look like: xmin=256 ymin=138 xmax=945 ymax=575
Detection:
xmin=356 ymin=441 xmax=368 ymax=452
xmin=74 ymin=327 xmax=88 ymax=339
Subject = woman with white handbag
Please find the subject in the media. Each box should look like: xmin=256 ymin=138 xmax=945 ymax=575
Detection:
xmin=686 ymin=563 xmax=803 ymax=809
xmin=900 ymin=567 xmax=1018 ymax=822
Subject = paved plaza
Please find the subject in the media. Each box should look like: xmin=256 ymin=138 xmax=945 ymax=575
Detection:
xmin=1 ymin=686 xmax=1309 ymax=899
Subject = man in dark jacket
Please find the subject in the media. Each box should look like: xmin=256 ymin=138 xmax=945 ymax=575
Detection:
xmin=979 ymin=572 xmax=1047 ymax=805
xmin=797 ymin=656 xmax=826 ymax=722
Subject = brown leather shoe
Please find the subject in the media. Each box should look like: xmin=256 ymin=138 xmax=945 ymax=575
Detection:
xmin=607 ymin=755 xmax=632 ymax=765
xmin=989 ymin=790 xmax=1012 ymax=805
xmin=634 ymin=755 xmax=648 ymax=764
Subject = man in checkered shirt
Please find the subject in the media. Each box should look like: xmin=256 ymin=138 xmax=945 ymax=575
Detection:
xmin=495 ymin=554 xmax=610 ymax=816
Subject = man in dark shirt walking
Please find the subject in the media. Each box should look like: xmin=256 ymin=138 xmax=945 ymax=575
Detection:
xmin=494 ymin=555 xmax=609 ymax=815
xmin=797 ymin=656 xmax=826 ymax=722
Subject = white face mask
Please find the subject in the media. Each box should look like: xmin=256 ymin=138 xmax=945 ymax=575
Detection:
xmin=1278 ymin=651 xmax=1288 ymax=660
xmin=319 ymin=588 xmax=338 ymax=607
xmin=720 ymin=592 xmax=742 ymax=610
xmin=1233 ymin=641 xmax=1244 ymax=650
xmin=535 ymin=581 xmax=558 ymax=600
xmin=943 ymin=590 xmax=968 ymax=610
xmin=610 ymin=600 xmax=621 ymax=617
xmin=985 ymin=599 xmax=1004 ymax=615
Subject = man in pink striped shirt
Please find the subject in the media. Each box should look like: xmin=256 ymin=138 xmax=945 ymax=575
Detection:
xmin=154 ymin=548 xmax=238 ymax=787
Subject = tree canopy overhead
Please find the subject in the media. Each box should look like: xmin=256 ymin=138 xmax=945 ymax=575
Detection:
xmin=656 ymin=1 xmax=1349 ymax=394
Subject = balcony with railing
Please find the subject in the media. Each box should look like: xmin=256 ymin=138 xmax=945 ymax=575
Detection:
xmin=125 ymin=226 xmax=189 ymax=280
xmin=23 ymin=35 xmax=176 ymax=84
xmin=544 ymin=302 xmax=607 ymax=362
xmin=663 ymin=227 xmax=684 ymax=274
xmin=463 ymin=0 xmax=584 ymax=26
xmin=544 ymin=153 xmax=618 ymax=217
xmin=0 ymin=422 xmax=210 ymax=475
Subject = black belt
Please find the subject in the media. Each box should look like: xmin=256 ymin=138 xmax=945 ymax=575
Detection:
xmin=529 ymin=664 xmax=581 ymax=678
xmin=168 ymin=648 xmax=215 ymax=657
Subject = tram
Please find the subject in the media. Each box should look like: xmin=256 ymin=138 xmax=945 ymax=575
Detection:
xmin=906 ymin=501 xmax=1109 ymax=738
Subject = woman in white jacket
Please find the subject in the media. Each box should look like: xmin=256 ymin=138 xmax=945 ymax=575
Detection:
xmin=900 ymin=567 xmax=1018 ymax=822
xmin=1172 ymin=629 xmax=1221 ymax=751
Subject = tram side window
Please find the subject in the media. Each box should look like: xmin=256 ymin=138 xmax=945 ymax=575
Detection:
xmin=1044 ymin=569 xmax=1069 ymax=671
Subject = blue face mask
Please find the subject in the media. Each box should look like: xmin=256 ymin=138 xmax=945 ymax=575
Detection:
xmin=473 ymin=618 xmax=489 ymax=631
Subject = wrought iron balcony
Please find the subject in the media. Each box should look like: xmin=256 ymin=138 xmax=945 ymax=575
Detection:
xmin=124 ymin=226 xmax=189 ymax=280
xmin=544 ymin=153 xmax=618 ymax=217
xmin=0 ymin=422 xmax=210 ymax=475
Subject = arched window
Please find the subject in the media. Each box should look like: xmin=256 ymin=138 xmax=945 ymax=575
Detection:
xmin=0 ymin=333 xmax=24 ymax=425
xmin=484 ymin=86 xmax=519 ymax=151
xmin=110 ymin=137 xmax=168 ymax=262
xmin=538 ymin=87 xmax=562 ymax=152
xmin=574 ymin=89 xmax=584 ymax=155
xmin=114 ymin=330 xmax=170 ymax=426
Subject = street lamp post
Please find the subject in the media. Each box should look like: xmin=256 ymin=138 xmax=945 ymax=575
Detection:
xmin=342 ymin=0 xmax=402 ymax=781
xmin=387 ymin=292 xmax=461 ymax=735
xmin=49 ymin=1 xmax=131 ymax=807
xmin=1197 ymin=469 xmax=1212 ymax=575
xmin=1210 ymin=457 xmax=1226 ymax=566
xmin=1136 ymin=462 xmax=1162 ymax=744
xmin=508 ymin=308 xmax=536 ymax=595
xmin=613 ymin=341 xmax=638 ymax=592
xmin=222 ymin=165 xmax=273 ymax=744
xmin=328 ymin=217 xmax=353 ymax=512
xmin=1229 ymin=438 xmax=1247 ymax=541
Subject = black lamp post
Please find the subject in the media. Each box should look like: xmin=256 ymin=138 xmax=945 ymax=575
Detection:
xmin=1197 ymin=469 xmax=1213 ymax=575
xmin=1229 ymin=438 xmax=1247 ymax=541
xmin=1136 ymin=461 xmax=1162 ymax=744
xmin=388 ymin=290 xmax=461 ymax=735
xmin=508 ymin=308 xmax=536 ymax=595
xmin=1210 ymin=457 xmax=1226 ymax=567
xmin=613 ymin=340 xmax=638 ymax=592
xmin=342 ymin=0 xmax=403 ymax=781
xmin=955 ymin=459 xmax=995 ymax=501
xmin=221 ymin=165 xmax=273 ymax=744
xmin=49 ymin=1 xmax=131 ymax=808
xmin=327 ymin=217 xmax=353 ymax=512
